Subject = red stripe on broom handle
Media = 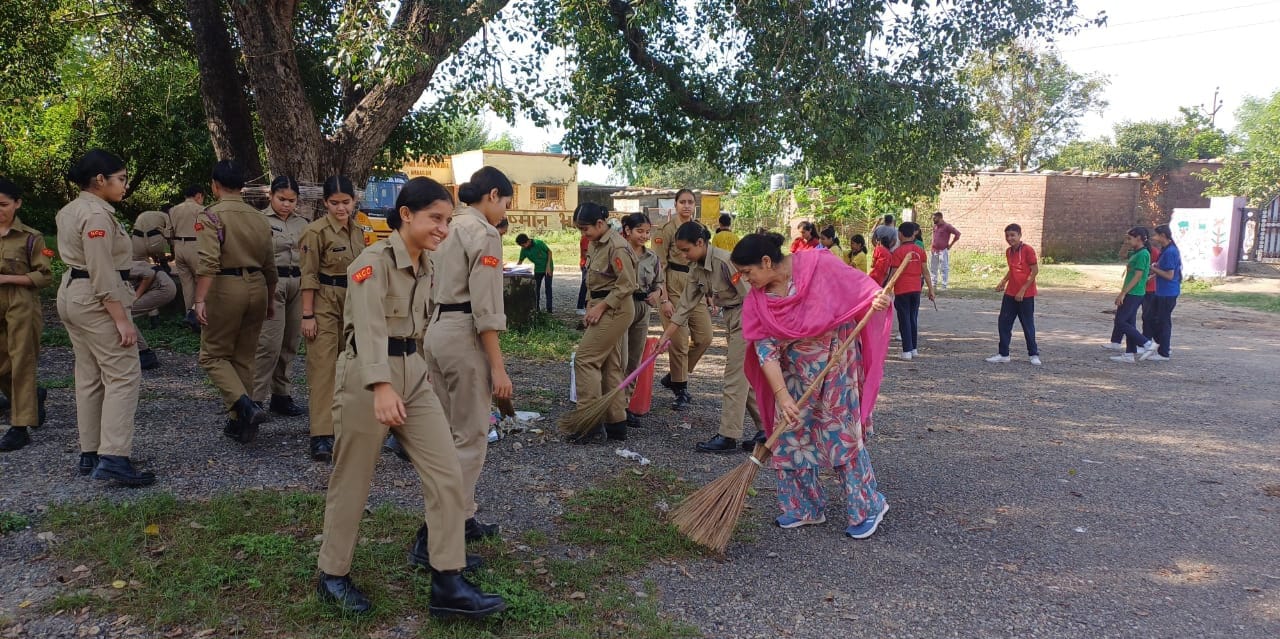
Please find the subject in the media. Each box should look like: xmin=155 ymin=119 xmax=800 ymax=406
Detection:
xmin=760 ymin=254 xmax=915 ymax=452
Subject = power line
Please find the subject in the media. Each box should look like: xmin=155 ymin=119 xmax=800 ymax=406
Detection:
xmin=1106 ymin=0 xmax=1280 ymax=28
xmin=1063 ymin=17 xmax=1280 ymax=52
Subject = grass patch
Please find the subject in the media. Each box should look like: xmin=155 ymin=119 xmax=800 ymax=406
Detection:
xmin=137 ymin=316 xmax=202 ymax=354
xmin=501 ymin=229 xmax=582 ymax=265
xmin=40 ymin=326 xmax=72 ymax=348
xmin=942 ymin=250 xmax=1085 ymax=298
xmin=1184 ymin=290 xmax=1280 ymax=313
xmin=40 ymin=375 xmax=75 ymax=389
xmin=39 ymin=470 xmax=706 ymax=638
xmin=0 ymin=511 xmax=31 ymax=534
xmin=500 ymin=313 xmax=579 ymax=362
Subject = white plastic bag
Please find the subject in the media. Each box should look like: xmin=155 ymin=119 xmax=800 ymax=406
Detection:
xmin=569 ymin=350 xmax=578 ymax=403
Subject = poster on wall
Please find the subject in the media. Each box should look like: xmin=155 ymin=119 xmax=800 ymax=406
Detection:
xmin=1169 ymin=197 xmax=1244 ymax=277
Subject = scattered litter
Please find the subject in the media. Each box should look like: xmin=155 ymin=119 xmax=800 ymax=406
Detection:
xmin=1081 ymin=459 xmax=1104 ymax=464
xmin=615 ymin=448 xmax=651 ymax=465
xmin=1073 ymin=527 xmax=1087 ymax=533
xmin=487 ymin=426 xmax=501 ymax=443
xmin=675 ymin=422 xmax=692 ymax=430
xmin=489 ymin=408 xmax=545 ymax=441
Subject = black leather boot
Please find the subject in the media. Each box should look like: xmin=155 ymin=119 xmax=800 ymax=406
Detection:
xmin=695 ymin=434 xmax=739 ymax=454
xmin=233 ymin=395 xmax=269 ymax=442
xmin=78 ymin=452 xmax=99 ymax=476
xmin=316 ymin=572 xmax=372 ymax=614
xmin=659 ymin=373 xmax=675 ymax=393
xmin=383 ymin=434 xmax=410 ymax=462
xmin=407 ymin=524 xmax=484 ymax=572
xmin=91 ymin=455 xmax=156 ymax=487
xmin=604 ymin=420 xmax=627 ymax=442
xmin=672 ymin=384 xmax=692 ymax=411
xmin=625 ymin=410 xmax=643 ymax=429
xmin=567 ymin=425 xmax=606 ymax=445
xmin=138 ymin=349 xmax=160 ymax=370
xmin=0 ymin=427 xmax=30 ymax=452
xmin=309 ymin=436 xmax=334 ymax=462
xmin=464 ymin=518 xmax=499 ymax=542
xmin=269 ymin=394 xmax=306 ymax=417
xmin=37 ymin=387 xmax=47 ymax=426
xmin=223 ymin=418 xmax=243 ymax=442
xmin=429 ymin=569 xmax=506 ymax=619
xmin=742 ymin=430 xmax=766 ymax=452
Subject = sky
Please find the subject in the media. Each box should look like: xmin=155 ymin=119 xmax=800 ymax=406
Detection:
xmin=485 ymin=0 xmax=1280 ymax=183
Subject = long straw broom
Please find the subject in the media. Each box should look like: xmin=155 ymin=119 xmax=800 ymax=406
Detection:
xmin=559 ymin=345 xmax=667 ymax=436
xmin=669 ymin=255 xmax=914 ymax=553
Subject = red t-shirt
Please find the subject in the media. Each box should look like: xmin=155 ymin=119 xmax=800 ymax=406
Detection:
xmin=1144 ymin=245 xmax=1161 ymax=294
xmin=1005 ymin=243 xmax=1038 ymax=298
xmin=790 ymin=237 xmax=818 ymax=254
xmin=889 ymin=243 xmax=926 ymax=294
xmin=869 ymin=245 xmax=892 ymax=285
xmin=579 ymin=235 xmax=591 ymax=268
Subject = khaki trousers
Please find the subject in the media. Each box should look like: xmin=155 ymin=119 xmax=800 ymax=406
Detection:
xmin=199 ymin=273 xmax=268 ymax=413
xmin=56 ymin=278 xmax=140 ymax=457
xmin=425 ymin=312 xmax=491 ymax=519
xmin=252 ymin=275 xmax=302 ymax=402
xmin=718 ymin=307 xmax=762 ymax=440
xmin=575 ymin=300 xmax=634 ymax=424
xmin=305 ymin=285 xmax=345 ymax=437
xmin=172 ymin=240 xmax=198 ymax=310
xmin=0 ymin=287 xmax=42 ymax=426
xmin=659 ymin=270 xmax=712 ymax=383
xmin=131 ymin=285 xmax=175 ymax=352
xmin=318 ymin=351 xmax=466 ymax=575
xmin=623 ymin=297 xmax=650 ymax=402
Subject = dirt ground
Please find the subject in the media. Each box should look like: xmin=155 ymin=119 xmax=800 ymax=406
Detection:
xmin=1 ymin=268 xmax=1277 ymax=638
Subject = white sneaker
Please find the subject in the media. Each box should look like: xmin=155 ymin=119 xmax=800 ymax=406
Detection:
xmin=1146 ymin=353 xmax=1170 ymax=361
xmin=1138 ymin=340 xmax=1156 ymax=361
xmin=1101 ymin=342 xmax=1123 ymax=351
xmin=910 ymin=349 xmax=919 ymax=357
xmin=985 ymin=354 xmax=1010 ymax=363
xmin=1029 ymin=355 xmax=1042 ymax=366
xmin=899 ymin=351 xmax=913 ymax=360
xmin=1109 ymin=353 xmax=1135 ymax=363
xmin=575 ymin=308 xmax=587 ymax=316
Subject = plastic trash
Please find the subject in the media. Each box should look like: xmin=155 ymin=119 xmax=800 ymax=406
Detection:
xmin=614 ymin=448 xmax=651 ymax=465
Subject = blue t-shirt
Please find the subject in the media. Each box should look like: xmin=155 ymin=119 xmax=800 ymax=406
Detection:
xmin=1155 ymin=243 xmax=1182 ymax=297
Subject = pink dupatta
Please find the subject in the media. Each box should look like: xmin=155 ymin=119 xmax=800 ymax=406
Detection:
xmin=742 ymin=249 xmax=891 ymax=435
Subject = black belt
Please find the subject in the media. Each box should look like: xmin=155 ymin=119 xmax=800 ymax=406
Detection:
xmin=69 ymin=268 xmax=129 ymax=281
xmin=218 ymin=267 xmax=261 ymax=276
xmin=318 ymin=273 xmax=347 ymax=287
xmin=589 ymin=290 xmax=609 ymax=299
xmin=667 ymin=262 xmax=690 ymax=273
xmin=720 ymin=303 xmax=741 ymax=311
xmin=438 ymin=302 xmax=473 ymax=313
xmin=277 ymin=266 xmax=301 ymax=278
xmin=633 ymin=293 xmax=649 ymax=301
xmin=175 ymin=236 xmax=197 ymax=242
xmin=132 ymin=229 xmax=163 ymax=238
xmin=352 ymin=337 xmax=417 ymax=357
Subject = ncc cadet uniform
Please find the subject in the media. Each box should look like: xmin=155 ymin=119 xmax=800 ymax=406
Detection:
xmin=252 ymin=206 xmax=308 ymax=419
xmin=425 ymin=206 xmax=506 ymax=529
xmin=130 ymin=210 xmax=171 ymax=263
xmin=571 ymin=227 xmax=637 ymax=442
xmin=317 ymin=232 xmax=504 ymax=618
xmin=624 ymin=247 xmax=662 ymax=408
xmin=653 ymin=216 xmax=711 ymax=408
xmin=299 ymin=214 xmax=365 ymax=444
xmin=0 ymin=218 xmax=53 ymax=452
xmin=54 ymin=192 xmax=151 ymax=484
xmin=196 ymin=193 xmax=277 ymax=442
xmin=169 ymin=198 xmax=202 ymax=313
xmin=670 ymin=245 xmax=762 ymax=452
xmin=127 ymin=260 xmax=176 ymax=369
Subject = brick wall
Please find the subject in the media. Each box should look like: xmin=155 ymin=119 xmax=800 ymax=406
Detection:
xmin=1139 ymin=161 xmax=1221 ymax=225
xmin=1042 ymin=175 xmax=1142 ymax=260
xmin=937 ymin=173 xmax=1047 ymax=255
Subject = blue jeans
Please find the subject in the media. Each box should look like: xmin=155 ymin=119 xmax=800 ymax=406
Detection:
xmin=1113 ymin=295 xmax=1148 ymax=353
xmin=998 ymin=295 xmax=1038 ymax=356
xmin=893 ymin=292 xmax=921 ymax=353
xmin=1150 ymin=295 xmax=1177 ymax=357
xmin=535 ymin=272 xmax=553 ymax=312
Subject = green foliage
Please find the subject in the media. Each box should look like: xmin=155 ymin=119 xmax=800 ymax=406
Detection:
xmin=1045 ymin=108 xmax=1233 ymax=174
xmin=963 ymin=41 xmax=1108 ymax=170
xmin=0 ymin=0 xmax=72 ymax=101
xmin=723 ymin=175 xmax=793 ymax=233
xmin=0 ymin=511 xmax=31 ymax=535
xmin=635 ymin=160 xmax=733 ymax=192
xmin=793 ymin=176 xmax=903 ymax=235
xmin=1204 ymin=91 xmax=1280 ymax=205
xmin=498 ymin=313 xmax=580 ymax=362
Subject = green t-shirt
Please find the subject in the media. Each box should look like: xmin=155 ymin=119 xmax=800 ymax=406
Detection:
xmin=1125 ymin=247 xmax=1150 ymax=297
xmin=518 ymin=238 xmax=553 ymax=273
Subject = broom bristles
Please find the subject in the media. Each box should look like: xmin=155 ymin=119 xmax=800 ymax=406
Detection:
xmin=557 ymin=388 xmax=624 ymax=436
xmin=670 ymin=459 xmax=761 ymax=553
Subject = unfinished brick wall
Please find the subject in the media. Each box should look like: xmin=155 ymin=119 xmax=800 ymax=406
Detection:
xmin=1042 ymin=175 xmax=1143 ymax=259
xmin=937 ymin=173 xmax=1047 ymax=255
xmin=1139 ymin=161 xmax=1221 ymax=225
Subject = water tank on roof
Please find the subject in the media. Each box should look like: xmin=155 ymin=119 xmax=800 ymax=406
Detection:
xmin=769 ymin=173 xmax=787 ymax=191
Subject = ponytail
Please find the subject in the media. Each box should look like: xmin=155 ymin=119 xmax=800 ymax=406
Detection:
xmin=674 ymin=221 xmax=710 ymax=244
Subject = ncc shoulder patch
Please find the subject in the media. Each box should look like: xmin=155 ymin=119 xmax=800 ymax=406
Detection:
xmin=653 ymin=238 xmax=663 ymax=245
xmin=194 ymin=222 xmax=204 ymax=232
xmin=731 ymin=272 xmax=742 ymax=285
xmin=42 ymin=248 xmax=55 ymax=257
xmin=352 ymin=265 xmax=374 ymax=283
xmin=87 ymin=229 xmax=106 ymax=239
xmin=481 ymin=255 xmax=500 ymax=268
xmin=614 ymin=256 xmax=624 ymax=271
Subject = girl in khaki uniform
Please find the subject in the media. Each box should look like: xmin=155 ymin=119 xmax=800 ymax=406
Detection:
xmin=570 ymin=203 xmax=637 ymax=444
xmin=252 ymin=177 xmax=309 ymax=433
xmin=653 ymin=189 xmax=712 ymax=410
xmin=300 ymin=177 xmax=366 ymax=457
xmin=620 ymin=212 xmax=665 ymax=428
xmin=316 ymin=177 xmax=505 ymax=619
xmin=0 ymin=178 xmax=53 ymax=453
xmin=54 ymin=150 xmax=153 ymax=486
xmin=659 ymin=222 xmax=763 ymax=454
xmin=425 ymin=167 xmax=513 ymax=541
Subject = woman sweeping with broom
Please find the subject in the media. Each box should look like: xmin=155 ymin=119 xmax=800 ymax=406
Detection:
xmin=734 ymin=232 xmax=894 ymax=538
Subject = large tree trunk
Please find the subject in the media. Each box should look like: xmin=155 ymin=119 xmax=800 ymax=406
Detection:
xmin=185 ymin=0 xmax=262 ymax=178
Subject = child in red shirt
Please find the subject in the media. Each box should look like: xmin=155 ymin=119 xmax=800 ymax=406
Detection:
xmin=889 ymin=222 xmax=934 ymax=360
xmin=986 ymin=223 xmax=1041 ymax=365
xmin=869 ymin=234 xmax=894 ymax=285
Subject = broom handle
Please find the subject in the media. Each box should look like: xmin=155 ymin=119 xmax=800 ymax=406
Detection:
xmin=614 ymin=342 xmax=668 ymax=392
xmin=756 ymin=254 xmax=915 ymax=456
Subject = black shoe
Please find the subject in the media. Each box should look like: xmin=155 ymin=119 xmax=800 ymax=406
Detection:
xmin=0 ymin=427 xmax=31 ymax=452
xmin=91 ymin=455 xmax=156 ymax=487
xmin=567 ymin=425 xmax=606 ymax=445
xmin=233 ymin=395 xmax=268 ymax=442
xmin=464 ymin=518 xmax=499 ymax=543
xmin=383 ymin=434 xmax=410 ymax=462
xmin=742 ymin=430 xmax=766 ymax=452
xmin=78 ymin=452 xmax=99 ymax=476
xmin=0 ymin=393 xmax=9 ymax=411
xmin=672 ymin=389 xmax=692 ymax=411
xmin=37 ymin=387 xmax=46 ymax=426
xmin=310 ymin=436 xmax=334 ymax=462
xmin=625 ymin=410 xmax=642 ymax=429
xmin=604 ymin=420 xmax=627 ymax=442
xmin=316 ymin=572 xmax=372 ymax=614
xmin=695 ymin=434 xmax=739 ymax=454
xmin=408 ymin=524 xmax=485 ymax=572
xmin=269 ymin=394 xmax=306 ymax=417
xmin=184 ymin=309 xmax=201 ymax=333
xmin=223 ymin=418 xmax=243 ymax=441
xmin=659 ymin=373 xmax=675 ymax=392
xmin=138 ymin=349 xmax=160 ymax=370
xmin=429 ymin=569 xmax=505 ymax=619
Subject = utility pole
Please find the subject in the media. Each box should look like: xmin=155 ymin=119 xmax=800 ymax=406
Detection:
xmin=1200 ymin=86 xmax=1224 ymax=128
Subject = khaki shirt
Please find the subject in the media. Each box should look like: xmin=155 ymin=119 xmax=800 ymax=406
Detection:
xmin=128 ymin=260 xmax=173 ymax=296
xmin=653 ymin=215 xmax=698 ymax=269
xmin=264 ymin=207 xmax=308 ymax=270
xmin=133 ymin=210 xmax=170 ymax=235
xmin=585 ymin=228 xmax=638 ymax=309
xmin=169 ymin=199 xmax=203 ymax=239
xmin=636 ymin=248 xmax=662 ymax=297
xmin=430 ymin=206 xmax=506 ymax=333
xmin=55 ymin=191 xmax=134 ymax=305
xmin=671 ymin=246 xmax=746 ymax=326
xmin=0 ymin=218 xmax=53 ymax=289
xmin=342 ymin=231 xmax=431 ymax=389
xmin=299 ymin=214 xmax=365 ymax=290
xmin=196 ymin=194 xmax=279 ymax=288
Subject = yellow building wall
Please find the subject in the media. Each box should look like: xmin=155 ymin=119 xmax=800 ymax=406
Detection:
xmin=402 ymin=157 xmax=454 ymax=184
xmin=443 ymin=150 xmax=579 ymax=230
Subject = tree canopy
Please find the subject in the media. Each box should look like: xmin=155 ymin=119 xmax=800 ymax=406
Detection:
xmin=1204 ymin=91 xmax=1280 ymax=205
xmin=1044 ymin=108 xmax=1233 ymax=175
